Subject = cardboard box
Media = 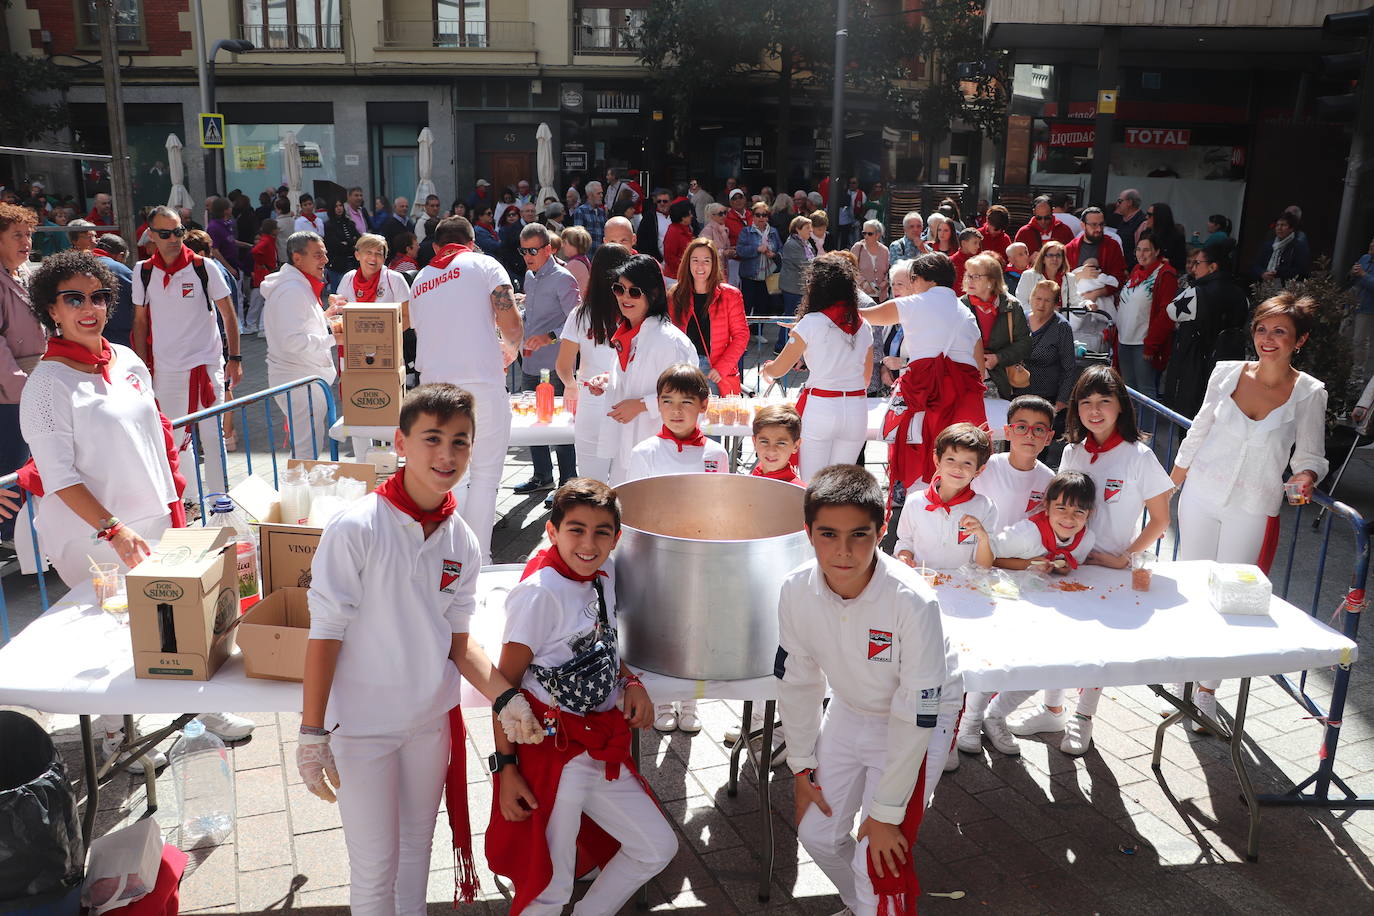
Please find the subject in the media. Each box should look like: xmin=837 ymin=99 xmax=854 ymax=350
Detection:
xmin=228 ymin=459 xmax=378 ymax=595
xmin=342 ymin=303 xmax=403 ymax=371
xmin=237 ymin=587 xmax=311 ymax=681
xmin=341 ymin=367 xmax=404 ymax=427
xmin=126 ymin=527 xmax=239 ymax=680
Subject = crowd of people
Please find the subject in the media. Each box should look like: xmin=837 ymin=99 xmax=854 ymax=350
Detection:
xmin=0 ymin=168 xmax=1344 ymax=916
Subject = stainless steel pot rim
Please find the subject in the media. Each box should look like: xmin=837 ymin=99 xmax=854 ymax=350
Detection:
xmin=621 ymin=524 xmax=807 ymax=546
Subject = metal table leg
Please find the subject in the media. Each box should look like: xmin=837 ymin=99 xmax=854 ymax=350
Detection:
xmin=728 ymin=701 xmax=753 ymax=797
xmin=631 ymin=725 xmax=649 ymax=909
xmin=125 ymin=713 xmax=158 ymax=814
xmin=757 ymin=700 xmax=776 ymax=902
xmin=79 ymin=715 xmax=98 ymax=845
xmin=1229 ymin=678 xmax=1261 ymax=862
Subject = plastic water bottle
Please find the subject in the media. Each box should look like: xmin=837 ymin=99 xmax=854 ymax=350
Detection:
xmin=206 ymin=494 xmax=259 ymax=610
xmin=536 ymin=368 xmax=556 ymax=423
xmin=170 ymin=720 xmax=235 ymax=848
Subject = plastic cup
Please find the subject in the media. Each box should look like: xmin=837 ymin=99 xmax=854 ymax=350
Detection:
xmin=91 ymin=563 xmax=125 ymax=615
xmin=916 ymin=566 xmax=938 ymax=587
xmin=1284 ymin=479 xmax=1310 ymax=506
xmin=1130 ymin=550 xmax=1156 ymax=592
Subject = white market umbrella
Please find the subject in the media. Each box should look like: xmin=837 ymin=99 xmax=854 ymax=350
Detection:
xmin=413 ymin=127 xmax=437 ymax=214
xmin=165 ymin=133 xmax=193 ymax=209
xmin=283 ymin=131 xmax=303 ymax=213
xmin=536 ymin=122 xmax=557 ymax=210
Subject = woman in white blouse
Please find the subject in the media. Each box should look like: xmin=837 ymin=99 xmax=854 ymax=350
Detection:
xmin=1170 ymin=292 xmax=1328 ymax=723
xmin=334 ymin=233 xmax=412 ymax=320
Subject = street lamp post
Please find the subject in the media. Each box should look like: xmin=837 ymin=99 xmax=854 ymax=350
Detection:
xmin=191 ymin=0 xmax=253 ymax=197
xmin=825 ymin=0 xmax=848 ymax=239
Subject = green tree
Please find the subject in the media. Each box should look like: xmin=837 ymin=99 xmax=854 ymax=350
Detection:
xmin=0 ymin=52 xmax=71 ymax=147
xmin=915 ymin=0 xmax=1009 ymax=147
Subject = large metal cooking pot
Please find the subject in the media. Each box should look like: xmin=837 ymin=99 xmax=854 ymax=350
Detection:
xmin=614 ymin=473 xmax=810 ymax=680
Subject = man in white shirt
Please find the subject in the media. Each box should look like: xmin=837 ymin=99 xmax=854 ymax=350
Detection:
xmin=293 ymin=194 xmax=325 ymax=235
xmin=414 ymin=195 xmax=442 ymax=244
xmin=131 ymin=206 xmax=240 ymax=494
xmin=1051 ymin=193 xmax=1083 ymax=238
xmin=635 ymin=189 xmax=671 ymax=261
xmin=514 ymin=179 xmax=533 ymax=206
xmin=604 ymin=168 xmax=639 ymax=215
xmin=687 ymin=178 xmax=714 ymax=225
xmin=408 ymin=216 xmax=523 ymax=562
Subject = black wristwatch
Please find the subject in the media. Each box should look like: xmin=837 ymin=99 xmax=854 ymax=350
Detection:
xmin=227 ymin=354 xmax=243 ymax=362
xmin=548 ymin=330 xmax=559 ymax=344
xmin=488 ymin=751 xmax=519 ymax=774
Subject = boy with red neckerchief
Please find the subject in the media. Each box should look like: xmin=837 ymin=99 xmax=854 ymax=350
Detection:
xmin=488 ymin=479 xmax=676 ymax=915
xmin=749 ymin=403 xmax=804 ymax=486
xmin=893 ymin=423 xmax=997 ymax=571
xmin=624 ymin=363 xmax=728 ymax=481
xmin=299 ymin=384 xmax=543 ymax=915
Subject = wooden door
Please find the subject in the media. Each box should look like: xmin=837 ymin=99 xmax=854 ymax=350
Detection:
xmin=490 ymin=152 xmax=533 ymax=195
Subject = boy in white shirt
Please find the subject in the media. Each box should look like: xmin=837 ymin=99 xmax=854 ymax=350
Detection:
xmin=778 ymin=465 xmax=949 ymax=916
xmin=957 ymin=471 xmax=1099 ymax=757
xmin=625 ymin=363 xmax=728 ymax=481
xmin=486 ymin=480 xmax=676 ymax=915
xmin=894 ymin=423 xmax=997 ymax=570
xmin=976 ymin=395 xmax=1057 ymax=528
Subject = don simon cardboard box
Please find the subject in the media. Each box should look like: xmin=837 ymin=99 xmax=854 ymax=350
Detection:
xmin=340 ymin=367 xmax=404 ymax=427
xmin=342 ymin=303 xmax=403 ymax=371
xmin=126 ymin=527 xmax=238 ymax=680
xmin=237 ymin=587 xmax=311 ymax=681
xmin=229 ymin=459 xmax=378 ymax=595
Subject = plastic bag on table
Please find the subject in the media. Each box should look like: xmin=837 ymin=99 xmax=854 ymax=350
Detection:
xmin=0 ymin=710 xmax=84 ymax=902
xmin=965 ymin=566 xmax=1021 ymax=601
xmin=82 ymin=818 xmax=162 ymax=915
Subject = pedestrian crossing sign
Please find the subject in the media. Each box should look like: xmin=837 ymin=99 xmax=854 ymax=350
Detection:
xmin=200 ymin=113 xmax=225 ymax=149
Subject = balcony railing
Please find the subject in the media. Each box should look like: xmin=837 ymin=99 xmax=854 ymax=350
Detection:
xmin=239 ymin=22 xmax=343 ymax=51
xmin=573 ymin=24 xmax=638 ymax=55
xmin=378 ymin=19 xmax=535 ymax=50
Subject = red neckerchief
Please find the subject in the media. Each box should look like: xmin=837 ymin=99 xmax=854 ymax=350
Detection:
xmin=752 ymin=463 xmax=803 ymax=485
xmin=657 ymin=423 xmax=706 ymax=452
xmin=1030 ymin=511 xmax=1085 ymax=569
xmin=374 ymin=467 xmax=457 ymax=525
xmin=351 ymin=268 xmax=381 ymax=302
xmin=819 ymin=301 xmax=861 ymax=335
xmin=305 ymin=271 xmax=325 ymax=303
xmin=91 ymin=247 xmax=113 ymax=260
xmin=44 ymin=336 xmax=113 ymax=382
xmin=1127 ymin=261 xmax=1159 ymax=288
xmin=611 ymin=319 xmax=641 ymax=370
xmin=1083 ymin=429 xmax=1125 ymax=463
xmin=868 ymin=762 xmax=926 ymax=915
xmin=923 ymin=476 xmax=977 ymax=513
xmin=150 ymin=245 xmax=193 ymax=287
xmin=445 ymin=706 xmax=478 ymax=905
xmin=429 ymin=242 xmax=474 ymax=270
xmin=520 ymin=546 xmax=608 ymax=583
xmin=969 ymin=294 xmax=998 ymax=314
xmin=389 ymin=254 xmax=418 ymax=272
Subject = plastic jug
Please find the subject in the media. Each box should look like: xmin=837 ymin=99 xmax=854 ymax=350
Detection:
xmin=170 ymin=720 xmax=235 ymax=849
xmin=536 ymin=369 xmax=556 ymax=423
xmin=279 ymin=467 xmax=311 ymax=525
xmin=206 ymin=494 xmax=259 ymax=610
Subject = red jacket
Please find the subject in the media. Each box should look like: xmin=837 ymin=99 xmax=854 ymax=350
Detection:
xmin=1130 ymin=260 xmax=1179 ymax=371
xmin=725 ymin=208 xmax=748 ymax=246
xmin=978 ymin=228 xmax=1011 ymax=264
xmin=950 ymin=250 xmax=973 ymax=296
xmin=662 ymin=222 xmax=694 ymax=278
xmin=1065 ymin=234 xmax=1127 ymax=286
xmin=251 ymin=234 xmax=277 ymax=286
xmin=1013 ymin=217 xmax=1074 ymax=255
xmin=670 ymin=283 xmax=750 ymax=395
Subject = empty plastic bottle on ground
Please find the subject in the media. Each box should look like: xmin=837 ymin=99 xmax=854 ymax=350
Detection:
xmin=170 ymin=720 xmax=235 ymax=849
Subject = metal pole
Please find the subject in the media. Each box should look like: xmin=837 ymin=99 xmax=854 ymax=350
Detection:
xmin=1088 ymin=27 xmax=1120 ymax=208
xmin=96 ymin=0 xmax=137 ymax=258
xmin=1332 ymin=28 xmax=1374 ymax=271
xmin=191 ymin=0 xmax=214 ymax=198
xmin=826 ymin=0 xmax=848 ymax=237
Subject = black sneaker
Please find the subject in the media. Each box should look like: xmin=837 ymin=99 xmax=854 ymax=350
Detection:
xmin=513 ymin=477 xmax=554 ymax=494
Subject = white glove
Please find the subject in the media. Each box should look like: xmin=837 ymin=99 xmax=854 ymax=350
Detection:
xmin=297 ymin=732 xmax=341 ymax=803
xmin=498 ymin=693 xmax=545 ymax=745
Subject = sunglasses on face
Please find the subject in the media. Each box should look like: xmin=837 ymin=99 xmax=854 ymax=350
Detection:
xmin=56 ymin=288 xmax=114 ymax=309
xmin=655 ymin=199 xmax=669 ymax=206
xmin=1009 ymin=422 xmax=1052 ymax=437
xmin=519 ymin=246 xmax=545 ymax=256
xmin=1036 ymin=215 xmax=1053 ymax=222
xmin=151 ymin=227 xmax=186 ymax=239
xmin=1044 ymin=252 xmax=1064 ymax=258
xmin=863 ymin=231 xmax=878 ymax=237
xmin=614 ymin=283 xmax=645 ymax=299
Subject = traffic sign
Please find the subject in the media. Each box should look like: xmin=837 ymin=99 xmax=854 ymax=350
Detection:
xmin=200 ymin=113 xmax=225 ymax=149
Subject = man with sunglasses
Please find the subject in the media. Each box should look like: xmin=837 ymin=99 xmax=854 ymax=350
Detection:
xmin=635 ymin=189 xmax=672 ymax=261
xmin=512 ymin=223 xmax=579 ymax=499
xmin=1012 ymin=195 xmax=1073 ymax=256
xmin=131 ymin=206 xmax=240 ymax=495
xmin=1110 ymin=189 xmax=1145 ymax=268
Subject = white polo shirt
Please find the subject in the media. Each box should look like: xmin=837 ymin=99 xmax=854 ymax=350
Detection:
xmin=894 ymin=286 xmax=980 ymax=369
xmin=132 ymin=256 xmax=232 ymax=372
xmin=776 ymin=553 xmax=947 ymax=824
xmin=409 ymin=249 xmax=511 ymax=387
xmin=293 ymin=213 xmax=326 ymax=235
xmin=993 ymin=517 xmax=1096 ymax=565
xmin=976 ymin=453 xmax=1054 ymax=532
xmin=1060 ymin=439 xmax=1174 ymax=555
xmin=894 ymin=485 xmax=998 ymax=569
xmin=792 ymin=312 xmax=873 ymax=391
xmin=625 ymin=436 xmax=729 ymax=481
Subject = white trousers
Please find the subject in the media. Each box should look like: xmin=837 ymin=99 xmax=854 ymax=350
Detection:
xmin=451 ymin=382 xmax=511 ymax=564
xmin=797 ymin=700 xmax=905 ymax=916
xmin=332 ymin=712 xmax=451 ymax=916
xmin=921 ymin=702 xmax=959 ymax=806
xmin=246 ymin=289 xmax=266 ymax=331
xmin=799 ymin=392 xmax=868 ymax=481
xmin=523 ymin=751 xmax=677 ymax=915
xmin=154 ymin=365 xmax=227 ymax=495
xmin=1176 ymin=485 xmax=1270 ymax=566
xmin=271 ymin=377 xmax=333 ymax=461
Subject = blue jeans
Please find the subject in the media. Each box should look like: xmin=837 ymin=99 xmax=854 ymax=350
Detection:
xmin=740 ymin=278 xmax=770 ymax=317
xmin=522 ymin=371 xmax=576 ymax=483
xmin=1118 ymin=344 xmax=1159 ymax=432
xmin=698 ymin=355 xmax=720 ymax=396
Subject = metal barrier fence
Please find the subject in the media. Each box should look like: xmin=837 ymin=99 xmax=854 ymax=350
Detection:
xmin=0 ymin=376 xmax=338 ymax=642
xmin=1130 ymin=388 xmax=1373 ymax=815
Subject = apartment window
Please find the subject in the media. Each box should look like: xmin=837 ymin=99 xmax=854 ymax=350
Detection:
xmin=436 ymin=0 xmax=488 ymax=47
xmin=575 ymin=8 xmax=646 ymax=53
xmin=78 ymin=0 xmax=142 ymax=46
xmin=241 ymin=0 xmax=343 ymax=50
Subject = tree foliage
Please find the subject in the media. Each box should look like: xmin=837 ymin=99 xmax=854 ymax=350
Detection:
xmin=1255 ymin=258 xmax=1356 ymax=429
xmin=0 ymin=52 xmax=70 ymax=147
xmin=915 ymin=0 xmax=1009 ymax=144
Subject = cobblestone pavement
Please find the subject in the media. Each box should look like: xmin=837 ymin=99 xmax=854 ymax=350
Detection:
xmin=7 ymin=334 xmax=1374 ymax=913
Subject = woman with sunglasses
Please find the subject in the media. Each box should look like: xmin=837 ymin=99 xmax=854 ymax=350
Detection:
xmin=588 ymin=254 xmax=696 ymax=484
xmin=851 ymin=219 xmax=890 ymax=301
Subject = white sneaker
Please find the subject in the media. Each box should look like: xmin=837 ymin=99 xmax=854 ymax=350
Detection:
xmin=943 ymin=749 xmax=960 ymax=772
xmin=197 ymin=712 xmax=255 ymax=741
xmin=677 ymin=701 xmax=702 ymax=735
xmin=1193 ymin=689 xmax=1218 ymax=735
xmin=102 ymin=732 xmax=167 ymax=775
xmin=747 ymin=732 xmax=787 ymax=769
xmin=1160 ymin=685 xmax=1182 ymax=718
xmin=653 ymin=704 xmax=677 ymax=733
xmin=982 ymin=716 xmax=1021 ymax=756
xmin=955 ymin=715 xmax=984 ymax=754
xmin=1060 ymin=715 xmax=1094 ymax=756
xmin=1008 ymin=705 xmax=1068 ymax=736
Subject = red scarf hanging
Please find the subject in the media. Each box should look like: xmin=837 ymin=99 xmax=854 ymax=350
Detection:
xmin=752 ymin=463 xmax=803 ymax=486
xmin=882 ymin=354 xmax=988 ymax=497
xmin=428 ymin=242 xmax=474 ymax=270
xmin=1082 ymin=429 xmax=1124 ymax=463
xmin=610 ymin=319 xmax=642 ymax=370
xmin=868 ymin=762 xmax=927 ymax=915
xmin=351 ymin=268 xmax=382 ymax=303
xmin=819 ymin=301 xmax=861 ymax=335
xmin=149 ymin=245 xmax=193 ymax=287
xmin=44 ymin=336 xmax=113 ymax=382
xmin=656 ymin=423 xmax=706 ymax=452
xmin=1029 ymin=511 xmax=1085 ymax=569
xmin=923 ymin=477 xmax=978 ymax=513
xmin=374 ymin=467 xmax=457 ymax=526
xmin=444 ymin=706 xmax=479 ymax=905
xmin=520 ymin=546 xmax=608 ymax=583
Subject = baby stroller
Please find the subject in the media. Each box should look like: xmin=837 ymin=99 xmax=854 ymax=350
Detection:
xmin=1062 ymin=304 xmax=1117 ymax=370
